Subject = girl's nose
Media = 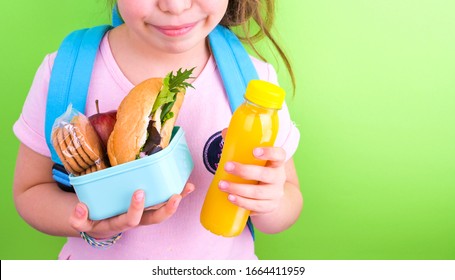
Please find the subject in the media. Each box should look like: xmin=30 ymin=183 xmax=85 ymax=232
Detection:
xmin=158 ymin=0 xmax=192 ymax=15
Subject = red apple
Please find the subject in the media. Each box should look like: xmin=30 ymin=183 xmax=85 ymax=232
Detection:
xmin=88 ymin=100 xmax=117 ymax=148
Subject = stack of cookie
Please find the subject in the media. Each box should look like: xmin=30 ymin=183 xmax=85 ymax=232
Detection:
xmin=52 ymin=114 xmax=108 ymax=176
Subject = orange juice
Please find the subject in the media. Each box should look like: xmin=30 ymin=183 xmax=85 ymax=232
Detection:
xmin=200 ymin=80 xmax=285 ymax=237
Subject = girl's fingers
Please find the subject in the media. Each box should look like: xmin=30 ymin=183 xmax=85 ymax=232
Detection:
xmin=221 ymin=128 xmax=228 ymax=139
xmin=226 ymin=193 xmax=276 ymax=215
xmin=218 ymin=180 xmax=280 ymax=200
xmin=69 ymin=186 xmax=191 ymax=236
xmin=69 ymin=202 xmax=93 ymax=233
xmin=140 ymin=194 xmax=182 ymax=225
xmin=111 ymin=189 xmax=146 ymax=229
xmin=78 ymin=189 xmax=146 ymax=236
xmin=181 ymin=182 xmax=195 ymax=198
xmin=224 ymin=161 xmax=284 ymax=184
xmin=253 ymin=147 xmax=286 ymax=168
xmin=144 ymin=182 xmax=194 ymax=211
xmin=222 ymin=147 xmax=286 ymax=184
xmin=140 ymin=183 xmax=193 ymax=225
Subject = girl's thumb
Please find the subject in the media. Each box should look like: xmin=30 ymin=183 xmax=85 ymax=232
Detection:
xmin=69 ymin=203 xmax=91 ymax=232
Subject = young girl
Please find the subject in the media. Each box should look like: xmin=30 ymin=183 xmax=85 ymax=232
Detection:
xmin=13 ymin=0 xmax=302 ymax=259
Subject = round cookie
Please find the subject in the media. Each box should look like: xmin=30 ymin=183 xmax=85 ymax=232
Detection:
xmin=71 ymin=114 xmax=105 ymax=163
xmin=52 ymin=127 xmax=81 ymax=174
xmin=63 ymin=124 xmax=91 ymax=171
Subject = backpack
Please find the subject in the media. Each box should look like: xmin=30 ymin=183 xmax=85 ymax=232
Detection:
xmin=44 ymin=10 xmax=258 ymax=237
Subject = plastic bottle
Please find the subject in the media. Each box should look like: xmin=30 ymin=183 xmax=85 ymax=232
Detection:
xmin=200 ymin=80 xmax=286 ymax=237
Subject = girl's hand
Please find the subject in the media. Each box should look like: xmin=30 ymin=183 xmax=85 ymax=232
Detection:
xmin=68 ymin=182 xmax=195 ymax=239
xmin=218 ymin=146 xmax=287 ymax=216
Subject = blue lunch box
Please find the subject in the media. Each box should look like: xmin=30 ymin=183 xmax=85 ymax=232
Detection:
xmin=70 ymin=126 xmax=193 ymax=220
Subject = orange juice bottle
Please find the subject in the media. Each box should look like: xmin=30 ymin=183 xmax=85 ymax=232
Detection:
xmin=200 ymin=80 xmax=286 ymax=237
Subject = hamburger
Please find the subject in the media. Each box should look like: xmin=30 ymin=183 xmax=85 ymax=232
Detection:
xmin=107 ymin=68 xmax=194 ymax=166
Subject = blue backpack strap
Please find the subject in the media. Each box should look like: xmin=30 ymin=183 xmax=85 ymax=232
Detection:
xmin=45 ymin=28 xmax=86 ymax=165
xmin=112 ymin=4 xmax=123 ymax=27
xmin=69 ymin=25 xmax=113 ymax=113
xmin=208 ymin=25 xmax=259 ymax=113
xmin=45 ymin=25 xmax=112 ymax=186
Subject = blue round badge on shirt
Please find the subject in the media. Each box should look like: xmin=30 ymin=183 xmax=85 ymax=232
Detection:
xmin=203 ymin=131 xmax=224 ymax=174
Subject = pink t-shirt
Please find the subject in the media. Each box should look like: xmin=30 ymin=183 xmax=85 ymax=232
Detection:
xmin=13 ymin=33 xmax=300 ymax=259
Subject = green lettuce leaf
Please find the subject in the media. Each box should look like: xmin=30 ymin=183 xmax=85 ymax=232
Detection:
xmin=151 ymin=68 xmax=195 ymax=124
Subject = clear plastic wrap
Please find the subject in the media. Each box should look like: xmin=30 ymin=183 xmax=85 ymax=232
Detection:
xmin=51 ymin=104 xmax=108 ymax=176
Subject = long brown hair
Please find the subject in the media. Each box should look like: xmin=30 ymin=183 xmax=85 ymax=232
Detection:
xmin=221 ymin=0 xmax=295 ymax=94
xmin=107 ymin=0 xmax=295 ymax=94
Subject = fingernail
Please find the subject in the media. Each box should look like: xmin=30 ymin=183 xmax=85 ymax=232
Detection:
xmin=228 ymin=194 xmax=236 ymax=202
xmin=224 ymin=162 xmax=235 ymax=172
xmin=218 ymin=180 xmax=228 ymax=190
xmin=134 ymin=190 xmax=145 ymax=202
xmin=75 ymin=205 xmax=85 ymax=218
xmin=253 ymin=148 xmax=264 ymax=157
xmin=173 ymin=197 xmax=181 ymax=208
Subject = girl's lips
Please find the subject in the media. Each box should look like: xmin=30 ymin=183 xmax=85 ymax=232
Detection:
xmin=155 ymin=23 xmax=197 ymax=37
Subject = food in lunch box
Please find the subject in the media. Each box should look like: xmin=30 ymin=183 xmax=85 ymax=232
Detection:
xmin=88 ymin=99 xmax=117 ymax=149
xmin=52 ymin=111 xmax=109 ymax=175
xmin=107 ymin=68 xmax=194 ymax=166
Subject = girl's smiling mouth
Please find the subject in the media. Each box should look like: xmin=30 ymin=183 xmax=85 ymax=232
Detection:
xmin=154 ymin=22 xmax=198 ymax=37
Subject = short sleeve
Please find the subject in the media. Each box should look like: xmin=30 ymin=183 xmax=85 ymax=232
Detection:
xmin=263 ymin=62 xmax=301 ymax=162
xmin=13 ymin=54 xmax=56 ymax=157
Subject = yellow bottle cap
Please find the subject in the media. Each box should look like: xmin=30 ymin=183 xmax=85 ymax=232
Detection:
xmin=244 ymin=80 xmax=286 ymax=109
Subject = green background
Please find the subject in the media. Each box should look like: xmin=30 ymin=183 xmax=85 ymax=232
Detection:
xmin=1 ymin=0 xmax=454 ymax=260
